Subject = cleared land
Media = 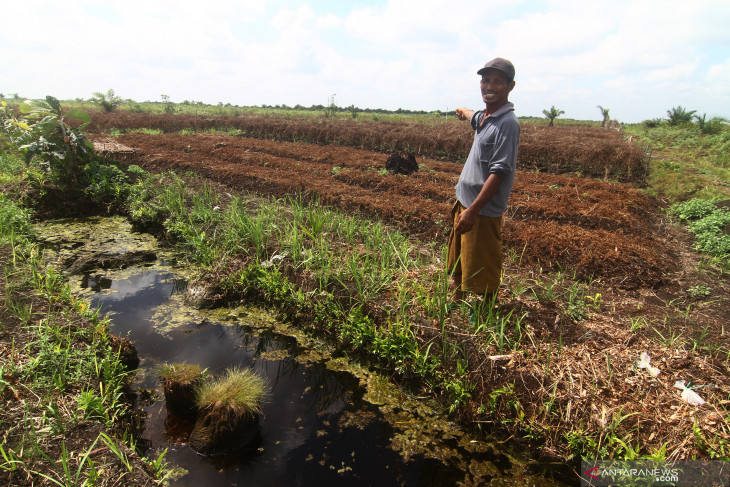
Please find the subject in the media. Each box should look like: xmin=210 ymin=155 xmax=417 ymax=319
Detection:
xmin=87 ymin=112 xmax=730 ymax=461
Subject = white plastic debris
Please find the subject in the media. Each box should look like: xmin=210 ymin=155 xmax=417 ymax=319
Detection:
xmin=636 ymin=352 xmax=660 ymax=378
xmin=674 ymin=380 xmax=706 ymax=406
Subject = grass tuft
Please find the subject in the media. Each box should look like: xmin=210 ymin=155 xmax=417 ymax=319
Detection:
xmin=196 ymin=367 xmax=267 ymax=417
xmin=158 ymin=362 xmax=205 ymax=385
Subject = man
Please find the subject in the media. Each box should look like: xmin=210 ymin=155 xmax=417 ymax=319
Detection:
xmin=448 ymin=57 xmax=519 ymax=304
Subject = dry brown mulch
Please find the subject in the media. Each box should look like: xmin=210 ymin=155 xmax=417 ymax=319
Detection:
xmin=97 ymin=131 xmax=667 ymax=290
xmin=85 ymin=111 xmax=648 ymax=181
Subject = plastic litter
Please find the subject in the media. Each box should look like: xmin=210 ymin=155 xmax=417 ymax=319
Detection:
xmin=636 ymin=352 xmax=660 ymax=378
xmin=674 ymin=380 xmax=706 ymax=406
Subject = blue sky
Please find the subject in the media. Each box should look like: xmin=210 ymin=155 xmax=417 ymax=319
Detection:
xmin=2 ymin=0 xmax=729 ymax=122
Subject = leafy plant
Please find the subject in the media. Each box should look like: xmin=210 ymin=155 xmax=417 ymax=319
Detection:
xmin=542 ymin=106 xmax=565 ymax=127
xmin=671 ymin=198 xmax=719 ymax=221
xmin=90 ymin=89 xmax=123 ymax=113
xmin=16 ymin=96 xmax=94 ymax=185
xmin=667 ymin=106 xmax=696 ymax=126
xmin=82 ymin=161 xmax=131 ymax=206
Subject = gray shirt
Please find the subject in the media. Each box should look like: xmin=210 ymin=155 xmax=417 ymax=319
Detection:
xmin=455 ymin=103 xmax=519 ymax=217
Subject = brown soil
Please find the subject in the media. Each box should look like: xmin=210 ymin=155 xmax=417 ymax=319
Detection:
xmin=85 ymin=111 xmax=648 ymax=182
xmin=102 ymin=131 xmax=667 ymax=289
xmin=80 ymin=127 xmax=730 ymax=462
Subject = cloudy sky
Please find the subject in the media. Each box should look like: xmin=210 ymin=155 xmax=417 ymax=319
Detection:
xmin=2 ymin=0 xmax=728 ymax=122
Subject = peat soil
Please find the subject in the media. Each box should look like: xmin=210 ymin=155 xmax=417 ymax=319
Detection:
xmin=92 ymin=132 xmax=730 ymax=460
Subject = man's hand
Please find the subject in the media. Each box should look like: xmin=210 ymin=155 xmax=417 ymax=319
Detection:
xmin=455 ymin=107 xmax=473 ymax=121
xmin=455 ymin=206 xmax=477 ymax=234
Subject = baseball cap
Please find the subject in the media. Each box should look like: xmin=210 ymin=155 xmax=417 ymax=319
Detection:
xmin=477 ymin=57 xmax=515 ymax=82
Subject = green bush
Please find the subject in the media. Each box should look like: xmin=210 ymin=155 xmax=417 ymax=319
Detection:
xmin=688 ymin=211 xmax=730 ymax=257
xmin=643 ymin=118 xmax=664 ymax=128
xmin=82 ymin=161 xmax=131 ymax=206
xmin=671 ymin=198 xmax=730 ymax=259
xmin=671 ymin=198 xmax=721 ymax=221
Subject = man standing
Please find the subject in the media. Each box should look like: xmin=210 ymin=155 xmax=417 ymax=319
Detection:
xmin=448 ymin=57 xmax=519 ymax=304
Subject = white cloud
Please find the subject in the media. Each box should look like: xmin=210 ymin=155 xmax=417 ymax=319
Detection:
xmin=1 ymin=0 xmax=729 ymax=121
xmin=707 ymin=60 xmax=730 ymax=90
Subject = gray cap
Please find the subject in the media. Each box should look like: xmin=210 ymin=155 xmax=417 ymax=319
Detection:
xmin=477 ymin=57 xmax=515 ymax=81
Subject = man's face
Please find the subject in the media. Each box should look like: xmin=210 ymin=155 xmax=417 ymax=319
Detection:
xmin=480 ymin=69 xmax=515 ymax=108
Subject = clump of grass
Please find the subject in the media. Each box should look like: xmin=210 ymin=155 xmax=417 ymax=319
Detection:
xmin=158 ymin=362 xmax=206 ymax=415
xmin=196 ymin=367 xmax=267 ymax=418
xmin=158 ymin=362 xmax=205 ymax=384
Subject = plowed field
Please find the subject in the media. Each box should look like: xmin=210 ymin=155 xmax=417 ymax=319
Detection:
xmin=86 ymin=116 xmax=730 ymax=462
xmin=95 ymin=132 xmax=669 ymax=289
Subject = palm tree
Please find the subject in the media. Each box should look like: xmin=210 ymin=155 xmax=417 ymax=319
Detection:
xmin=666 ymin=106 xmax=696 ymax=126
xmin=91 ymin=89 xmax=123 ymax=113
xmin=597 ymin=105 xmax=610 ymax=128
xmin=542 ymin=106 xmax=565 ymax=127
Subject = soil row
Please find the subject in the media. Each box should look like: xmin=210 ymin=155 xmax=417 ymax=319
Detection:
xmin=85 ymin=111 xmax=649 ymax=182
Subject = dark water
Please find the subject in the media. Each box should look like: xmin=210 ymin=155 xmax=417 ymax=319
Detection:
xmin=85 ymin=265 xmax=459 ymax=486
xmin=38 ymin=217 xmax=566 ymax=487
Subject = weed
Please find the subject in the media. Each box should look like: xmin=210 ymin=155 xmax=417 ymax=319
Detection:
xmin=144 ymin=448 xmax=170 ymax=480
xmin=628 ymin=315 xmax=648 ymax=332
xmin=687 ymin=285 xmax=712 ymax=299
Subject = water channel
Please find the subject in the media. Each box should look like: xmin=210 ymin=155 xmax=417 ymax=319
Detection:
xmin=36 ymin=216 xmax=566 ymax=486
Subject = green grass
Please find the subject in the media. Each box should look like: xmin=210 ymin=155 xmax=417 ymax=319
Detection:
xmin=196 ymin=367 xmax=267 ymax=417
xmin=158 ymin=362 xmax=205 ymax=384
xmin=0 ymin=150 xmax=26 ymax=184
xmin=625 ymin=123 xmax=730 ymax=202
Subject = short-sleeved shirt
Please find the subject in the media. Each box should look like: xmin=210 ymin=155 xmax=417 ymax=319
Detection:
xmin=455 ymin=103 xmax=519 ymax=217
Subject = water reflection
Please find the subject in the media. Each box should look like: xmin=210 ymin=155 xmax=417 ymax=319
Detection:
xmin=82 ymin=266 xmax=454 ymax=486
xmin=81 ymin=274 xmax=112 ymax=291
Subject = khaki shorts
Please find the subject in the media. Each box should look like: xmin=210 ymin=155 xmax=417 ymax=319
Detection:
xmin=447 ymin=201 xmax=503 ymax=295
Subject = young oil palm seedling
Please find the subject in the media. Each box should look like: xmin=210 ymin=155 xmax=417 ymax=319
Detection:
xmin=189 ymin=367 xmax=268 ymax=456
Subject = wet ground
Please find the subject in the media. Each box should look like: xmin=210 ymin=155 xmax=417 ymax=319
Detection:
xmin=36 ymin=216 xmax=567 ymax=487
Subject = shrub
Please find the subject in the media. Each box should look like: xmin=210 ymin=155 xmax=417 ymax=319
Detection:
xmin=643 ymin=118 xmax=663 ymax=128
xmin=82 ymin=161 xmax=130 ymax=206
xmin=16 ymin=96 xmax=94 ymax=185
xmin=671 ymin=198 xmax=730 ymax=259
